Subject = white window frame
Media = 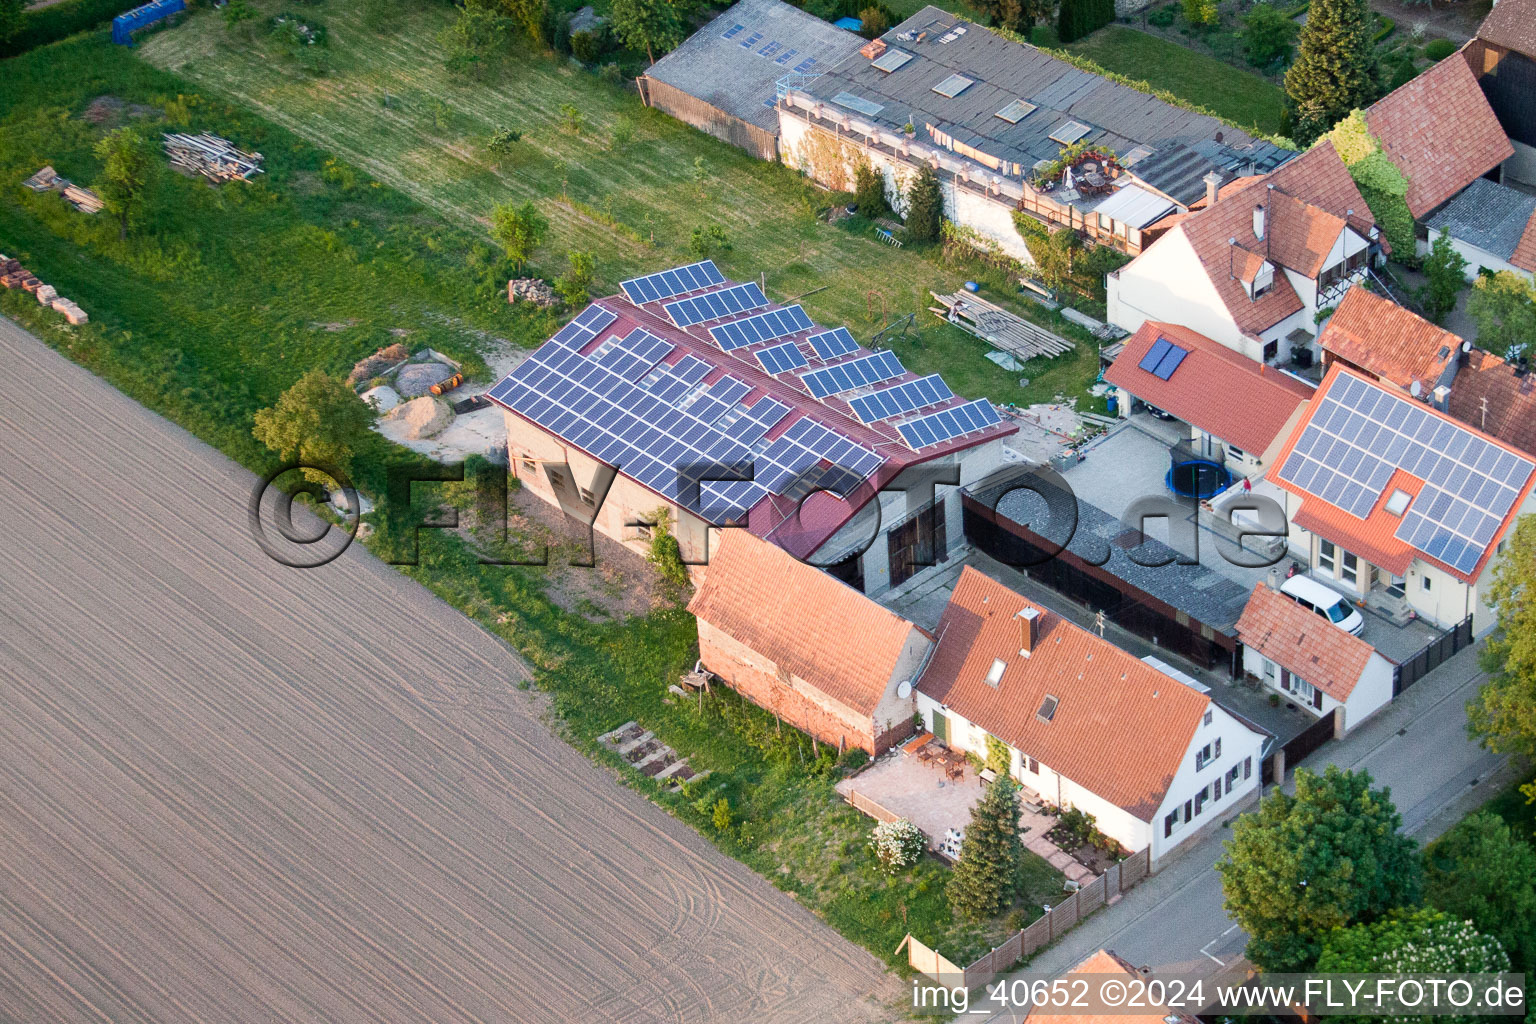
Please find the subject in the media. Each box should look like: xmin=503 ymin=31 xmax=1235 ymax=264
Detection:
xmin=1318 ymin=539 xmax=1336 ymax=574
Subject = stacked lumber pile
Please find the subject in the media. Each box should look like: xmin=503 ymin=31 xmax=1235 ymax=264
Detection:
xmin=163 ymin=132 xmax=264 ymax=182
xmin=930 ymin=290 xmax=1074 ymax=361
xmin=1 ymin=255 xmax=90 ymax=324
xmin=20 ymin=166 xmax=103 ymax=213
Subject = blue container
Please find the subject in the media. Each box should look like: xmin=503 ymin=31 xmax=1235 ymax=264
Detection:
xmin=964 ymin=280 xmax=979 ymax=293
xmin=1106 ymin=395 xmax=1118 ymax=415
xmin=834 ymin=16 xmax=863 ymax=31
xmin=112 ymin=0 xmax=185 ymax=45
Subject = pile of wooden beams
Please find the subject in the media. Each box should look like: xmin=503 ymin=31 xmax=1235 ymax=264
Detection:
xmin=163 ymin=132 xmax=264 ymax=183
xmin=1 ymin=255 xmax=90 ymax=324
xmin=20 ymin=165 xmax=104 ymax=213
xmin=929 ymin=290 xmax=1075 ymax=361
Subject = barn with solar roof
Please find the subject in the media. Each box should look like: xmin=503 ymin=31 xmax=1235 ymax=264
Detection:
xmin=486 ymin=261 xmax=1017 ymax=596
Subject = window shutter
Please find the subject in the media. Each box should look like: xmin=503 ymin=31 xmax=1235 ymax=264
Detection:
xmin=1243 ymin=756 xmax=1252 ymax=779
xmin=1214 ymin=737 xmax=1222 ymax=759
xmin=1312 ymin=688 xmax=1323 ymax=710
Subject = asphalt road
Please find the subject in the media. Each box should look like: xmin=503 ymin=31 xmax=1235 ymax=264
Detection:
xmin=0 ymin=316 xmax=898 ymax=1024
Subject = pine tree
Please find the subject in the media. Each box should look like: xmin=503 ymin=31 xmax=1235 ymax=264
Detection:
xmin=903 ymin=166 xmax=944 ymax=244
xmin=1284 ymin=0 xmax=1378 ymax=144
xmin=948 ymin=775 xmax=1024 ymax=921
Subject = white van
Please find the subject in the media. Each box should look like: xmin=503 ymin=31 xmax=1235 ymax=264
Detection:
xmin=1280 ymin=576 xmax=1365 ymax=636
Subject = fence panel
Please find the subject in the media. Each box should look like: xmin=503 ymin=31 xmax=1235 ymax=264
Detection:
xmin=1281 ymin=708 xmax=1338 ymax=770
xmin=1393 ymin=615 xmax=1474 ymax=696
xmin=1020 ymin=915 xmax=1051 ymax=959
xmin=1077 ymin=873 xmax=1107 ymax=915
xmin=844 ymin=789 xmax=900 ymax=823
xmin=1119 ymin=847 xmax=1150 ymax=889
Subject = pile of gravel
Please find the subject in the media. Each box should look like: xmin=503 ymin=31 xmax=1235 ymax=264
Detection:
xmin=394 ymin=361 xmax=457 ymax=398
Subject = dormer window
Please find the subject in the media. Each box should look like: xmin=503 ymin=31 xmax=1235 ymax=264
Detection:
xmin=1251 ymin=262 xmax=1274 ymax=299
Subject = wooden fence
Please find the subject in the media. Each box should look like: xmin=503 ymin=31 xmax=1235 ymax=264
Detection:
xmin=843 ymin=789 xmax=901 ymax=824
xmin=903 ymin=847 xmax=1153 ymax=990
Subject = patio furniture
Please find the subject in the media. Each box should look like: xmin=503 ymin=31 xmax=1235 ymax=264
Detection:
xmin=979 ymin=768 xmax=997 ymax=785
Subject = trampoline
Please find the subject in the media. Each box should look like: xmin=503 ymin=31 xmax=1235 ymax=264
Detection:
xmin=1167 ymin=454 xmax=1232 ymax=499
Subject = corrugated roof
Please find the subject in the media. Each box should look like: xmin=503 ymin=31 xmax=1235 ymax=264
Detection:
xmin=917 ymin=567 xmax=1213 ymax=822
xmin=1236 ymin=583 xmax=1377 ymax=701
xmin=645 ymin=0 xmax=864 ymax=133
xmin=1093 ymin=184 xmax=1176 ymax=229
xmin=688 ymin=530 xmax=924 ymax=715
xmin=1425 ymin=177 xmax=1536 ymax=262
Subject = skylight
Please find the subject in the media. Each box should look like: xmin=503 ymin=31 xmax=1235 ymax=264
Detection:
xmin=871 ymin=48 xmax=914 ymax=72
xmin=995 ymin=99 xmax=1037 ymax=124
xmin=1037 ymin=695 xmax=1059 ymax=722
xmin=1049 ymin=120 xmax=1092 ymax=145
xmin=985 ymin=658 xmax=1006 ymax=688
xmin=830 ymin=91 xmax=884 ymax=117
xmin=932 ymin=73 xmax=974 ymax=98
xmin=1385 ymin=489 xmax=1412 ymax=516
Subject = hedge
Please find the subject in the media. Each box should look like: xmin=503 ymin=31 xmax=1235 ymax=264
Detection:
xmin=0 ymin=0 xmax=144 ymax=58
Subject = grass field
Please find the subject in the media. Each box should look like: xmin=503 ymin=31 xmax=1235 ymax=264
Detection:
xmin=139 ymin=0 xmax=1105 ymax=411
xmin=0 ymin=27 xmax=1064 ymax=970
xmin=1063 ymin=25 xmax=1288 ymax=137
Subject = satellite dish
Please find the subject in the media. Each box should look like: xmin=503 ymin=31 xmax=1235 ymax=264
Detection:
xmin=897 ymin=680 xmax=913 ymax=700
xmin=1411 ymin=379 xmax=1423 ymax=398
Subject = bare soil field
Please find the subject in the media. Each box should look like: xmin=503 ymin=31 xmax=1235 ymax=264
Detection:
xmin=0 ymin=314 xmax=899 ymax=1024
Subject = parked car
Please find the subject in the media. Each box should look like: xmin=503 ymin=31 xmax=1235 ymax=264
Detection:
xmin=1141 ymin=401 xmax=1176 ymax=421
xmin=1280 ymin=575 xmax=1365 ymax=636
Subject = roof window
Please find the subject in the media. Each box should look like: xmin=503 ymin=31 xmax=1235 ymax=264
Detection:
xmin=1037 ymin=695 xmax=1059 ymax=722
xmin=1385 ymin=489 xmax=1412 ymax=516
xmin=985 ymin=658 xmax=1006 ymax=687
xmin=932 ymin=73 xmax=974 ymax=97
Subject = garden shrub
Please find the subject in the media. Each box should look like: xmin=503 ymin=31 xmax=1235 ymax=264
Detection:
xmin=1424 ymin=38 xmax=1455 ymax=61
xmin=869 ymin=818 xmax=925 ymax=873
xmin=1148 ymin=5 xmax=1176 ymax=26
xmin=570 ymin=25 xmax=610 ymax=64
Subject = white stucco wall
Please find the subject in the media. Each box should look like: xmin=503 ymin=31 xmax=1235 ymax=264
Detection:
xmin=1241 ymin=645 xmax=1393 ymax=733
xmin=1107 ymin=227 xmax=1249 ymax=353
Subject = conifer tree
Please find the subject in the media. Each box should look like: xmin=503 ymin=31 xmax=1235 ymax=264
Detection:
xmin=948 ymin=774 xmax=1024 ymax=921
xmin=903 ymin=166 xmax=944 ymax=244
xmin=1284 ymin=0 xmax=1378 ymax=144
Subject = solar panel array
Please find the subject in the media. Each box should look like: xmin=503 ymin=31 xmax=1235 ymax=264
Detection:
xmin=896 ymin=399 xmax=1002 ymax=449
xmin=708 ymin=304 xmax=814 ymax=351
xmin=807 ymin=327 xmax=858 ymax=360
xmin=757 ymin=417 xmax=881 ymax=496
xmin=754 ymin=340 xmax=809 ymax=375
xmin=663 ymin=282 xmax=768 ymax=327
xmin=848 ymin=374 xmax=954 ymax=423
xmin=593 ymin=328 xmax=673 ymax=380
xmin=1277 ymin=373 xmax=1535 ymax=575
xmin=620 ymin=261 xmax=723 ymax=304
xmin=800 ymin=350 xmax=905 ymax=398
xmin=551 ymin=304 xmax=618 ymax=349
xmin=1137 ymin=337 xmax=1189 ymax=381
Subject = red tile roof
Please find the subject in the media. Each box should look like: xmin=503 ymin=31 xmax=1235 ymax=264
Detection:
xmin=1267 ymin=364 xmax=1536 ymax=583
xmin=1476 ymin=0 xmax=1536 ymax=58
xmin=1236 ymin=583 xmax=1377 ymax=700
xmin=1105 ymin=321 xmax=1313 ymax=456
xmin=1028 ymin=950 xmax=1199 ymax=1024
xmin=1175 ymin=142 xmax=1377 ymax=336
xmin=687 ymin=529 xmax=924 ymax=715
xmin=1511 ymin=208 xmax=1536 ymax=274
xmin=1364 ymin=52 xmax=1514 ymax=219
xmin=916 ymin=567 xmax=1214 ymax=822
xmin=1447 ymin=349 xmax=1536 ymax=458
xmin=1317 ymin=286 xmax=1462 ymax=391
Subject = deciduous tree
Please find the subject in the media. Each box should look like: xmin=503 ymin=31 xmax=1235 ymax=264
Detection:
xmin=252 ymin=370 xmax=376 ymax=485
xmin=1418 ymin=232 xmax=1468 ymax=324
xmin=0 ymin=0 xmax=25 ymax=45
xmin=1241 ymin=2 xmax=1299 ymax=67
xmin=1284 ymin=0 xmax=1378 ymax=144
xmin=609 ymin=0 xmax=685 ymax=64
xmin=948 ymin=774 xmax=1025 ymax=921
xmin=555 ymin=250 xmax=596 ymax=306
xmin=490 ymin=200 xmax=548 ymax=271
xmin=1422 ymin=810 xmax=1536 ymax=972
xmin=1216 ymin=766 xmax=1420 ymax=971
xmin=1466 ymin=270 xmax=1536 ymax=366
xmin=94 ymin=127 xmax=156 ymax=241
xmin=1469 ymin=515 xmax=1536 ymax=754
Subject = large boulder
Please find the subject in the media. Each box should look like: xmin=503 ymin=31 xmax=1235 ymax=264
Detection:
xmin=384 ymin=396 xmax=453 ymax=440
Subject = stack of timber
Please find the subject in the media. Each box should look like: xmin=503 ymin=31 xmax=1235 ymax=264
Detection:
xmin=0 ymin=255 xmax=89 ymax=324
xmin=929 ymin=290 xmax=1075 ymax=361
xmin=20 ymin=166 xmax=103 ymax=213
xmin=163 ymin=132 xmax=264 ymax=182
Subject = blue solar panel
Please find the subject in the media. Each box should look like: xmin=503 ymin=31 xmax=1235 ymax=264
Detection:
xmin=1152 ymin=343 xmax=1188 ymax=380
xmin=1137 ymin=337 xmax=1172 ymax=373
xmin=800 ymin=351 xmax=904 ymax=398
xmin=663 ymin=282 xmax=768 ymax=327
xmin=895 ymin=399 xmax=1001 ymax=449
xmin=709 ymin=305 xmax=815 ymax=350
xmin=550 ymin=304 xmax=618 ymax=349
xmin=1275 ymin=374 xmax=1536 ymax=574
xmin=847 ymin=374 xmax=954 ymax=423
xmin=755 ymin=340 xmax=809 ymax=375
xmin=721 ymin=22 xmax=744 ymax=38
xmin=775 ymin=48 xmax=799 ymax=66
xmin=619 ymin=261 xmax=724 ymax=304
xmin=740 ymin=30 xmax=762 ymax=48
xmin=807 ymin=327 xmax=858 ymax=360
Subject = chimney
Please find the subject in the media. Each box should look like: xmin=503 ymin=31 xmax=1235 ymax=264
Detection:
xmin=860 ymin=38 xmax=887 ymax=60
xmin=1203 ymin=170 xmax=1222 ymax=208
xmin=1018 ymin=606 xmax=1041 ymax=656
xmin=1432 ymin=384 xmax=1451 ymax=411
xmin=1253 ymin=203 xmax=1266 ymax=241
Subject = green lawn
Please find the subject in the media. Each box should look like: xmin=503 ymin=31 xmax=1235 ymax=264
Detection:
xmin=0 ymin=27 xmax=1065 ymax=971
xmin=1063 ymin=25 xmax=1288 ymax=137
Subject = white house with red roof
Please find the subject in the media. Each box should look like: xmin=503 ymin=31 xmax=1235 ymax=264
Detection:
xmin=1265 ymin=364 xmax=1536 ymax=630
xmin=914 ymin=567 xmax=1265 ymax=860
xmin=1106 ymin=142 xmax=1385 ymax=367
xmin=1104 ymin=320 xmax=1314 ymax=476
xmin=1236 ymin=581 xmax=1394 ymax=733
xmin=486 ymin=262 xmax=1016 ymax=595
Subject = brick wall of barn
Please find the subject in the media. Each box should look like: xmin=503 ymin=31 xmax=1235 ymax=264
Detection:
xmin=639 ymin=77 xmax=779 ymax=163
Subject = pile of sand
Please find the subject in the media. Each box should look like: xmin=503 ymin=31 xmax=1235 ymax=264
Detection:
xmin=361 ymin=384 xmax=400 ymax=412
xmin=383 ymin=397 xmax=453 ymax=440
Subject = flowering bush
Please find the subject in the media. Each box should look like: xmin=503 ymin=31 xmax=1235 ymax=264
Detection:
xmin=869 ymin=818 xmax=926 ymax=874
